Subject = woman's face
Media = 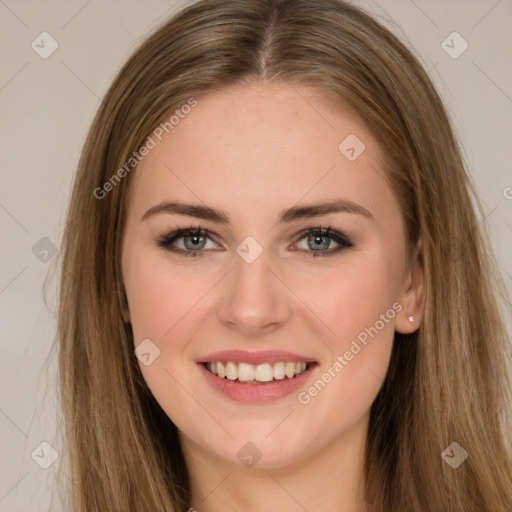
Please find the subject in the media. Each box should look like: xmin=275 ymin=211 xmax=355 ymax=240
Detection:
xmin=122 ymin=82 xmax=422 ymax=468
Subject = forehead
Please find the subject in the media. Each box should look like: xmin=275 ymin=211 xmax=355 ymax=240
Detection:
xmin=128 ymin=82 xmax=392 ymax=219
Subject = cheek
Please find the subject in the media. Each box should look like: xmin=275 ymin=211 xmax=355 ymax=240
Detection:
xmin=291 ymin=256 xmax=399 ymax=411
xmin=292 ymin=256 xmax=401 ymax=353
xmin=124 ymin=256 xmax=210 ymax=428
xmin=125 ymin=254 xmax=213 ymax=343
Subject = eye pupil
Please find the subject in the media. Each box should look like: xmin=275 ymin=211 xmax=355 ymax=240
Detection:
xmin=184 ymin=234 xmax=206 ymax=250
xmin=308 ymin=234 xmax=330 ymax=251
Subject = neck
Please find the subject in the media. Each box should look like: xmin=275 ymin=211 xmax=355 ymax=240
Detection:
xmin=180 ymin=413 xmax=369 ymax=512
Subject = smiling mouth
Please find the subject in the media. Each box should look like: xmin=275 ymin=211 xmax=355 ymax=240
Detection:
xmin=203 ymin=361 xmax=315 ymax=385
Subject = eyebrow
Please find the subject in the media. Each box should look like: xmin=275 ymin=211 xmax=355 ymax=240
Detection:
xmin=142 ymin=199 xmax=375 ymax=224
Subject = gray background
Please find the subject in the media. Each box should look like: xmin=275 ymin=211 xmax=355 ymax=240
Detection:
xmin=1 ymin=1 xmax=511 ymax=510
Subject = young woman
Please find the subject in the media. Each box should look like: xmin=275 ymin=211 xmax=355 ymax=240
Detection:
xmin=57 ymin=0 xmax=512 ymax=510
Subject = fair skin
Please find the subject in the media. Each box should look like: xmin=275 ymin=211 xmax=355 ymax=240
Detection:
xmin=122 ymin=82 xmax=424 ymax=512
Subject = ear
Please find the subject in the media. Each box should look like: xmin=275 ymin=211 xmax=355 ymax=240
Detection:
xmin=395 ymin=239 xmax=425 ymax=334
xmin=122 ymin=307 xmax=131 ymax=324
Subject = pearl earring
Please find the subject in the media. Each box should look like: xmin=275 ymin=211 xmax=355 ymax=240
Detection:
xmin=408 ymin=315 xmax=414 ymax=323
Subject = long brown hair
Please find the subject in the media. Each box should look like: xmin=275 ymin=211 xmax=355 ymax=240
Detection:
xmin=57 ymin=0 xmax=512 ymax=509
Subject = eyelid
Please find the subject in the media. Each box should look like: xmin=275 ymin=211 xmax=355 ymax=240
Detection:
xmin=158 ymin=226 xmax=221 ymax=251
xmin=290 ymin=225 xmax=353 ymax=258
xmin=157 ymin=224 xmax=353 ymax=257
xmin=292 ymin=226 xmax=351 ymax=247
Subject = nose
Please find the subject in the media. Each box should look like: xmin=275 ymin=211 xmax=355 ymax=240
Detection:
xmin=216 ymin=251 xmax=292 ymax=337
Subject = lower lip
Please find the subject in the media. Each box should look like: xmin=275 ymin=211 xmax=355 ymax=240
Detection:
xmin=197 ymin=362 xmax=318 ymax=402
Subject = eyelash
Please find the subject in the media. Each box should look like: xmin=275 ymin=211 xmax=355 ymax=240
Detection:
xmin=157 ymin=225 xmax=353 ymax=259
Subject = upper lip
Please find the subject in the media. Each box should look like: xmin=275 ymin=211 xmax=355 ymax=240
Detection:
xmin=197 ymin=350 xmax=316 ymax=365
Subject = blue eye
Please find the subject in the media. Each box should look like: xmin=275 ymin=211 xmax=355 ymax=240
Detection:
xmin=294 ymin=226 xmax=353 ymax=258
xmin=158 ymin=225 xmax=353 ymax=258
xmin=158 ymin=227 xmax=217 ymax=257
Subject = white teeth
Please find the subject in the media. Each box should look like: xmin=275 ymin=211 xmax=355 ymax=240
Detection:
xmin=205 ymin=361 xmax=309 ymax=382
xmin=238 ymin=363 xmax=255 ymax=382
xmin=255 ymin=363 xmax=273 ymax=382
xmin=273 ymin=361 xmax=285 ymax=380
xmin=285 ymin=362 xmax=296 ymax=378
xmin=226 ymin=361 xmax=237 ymax=380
